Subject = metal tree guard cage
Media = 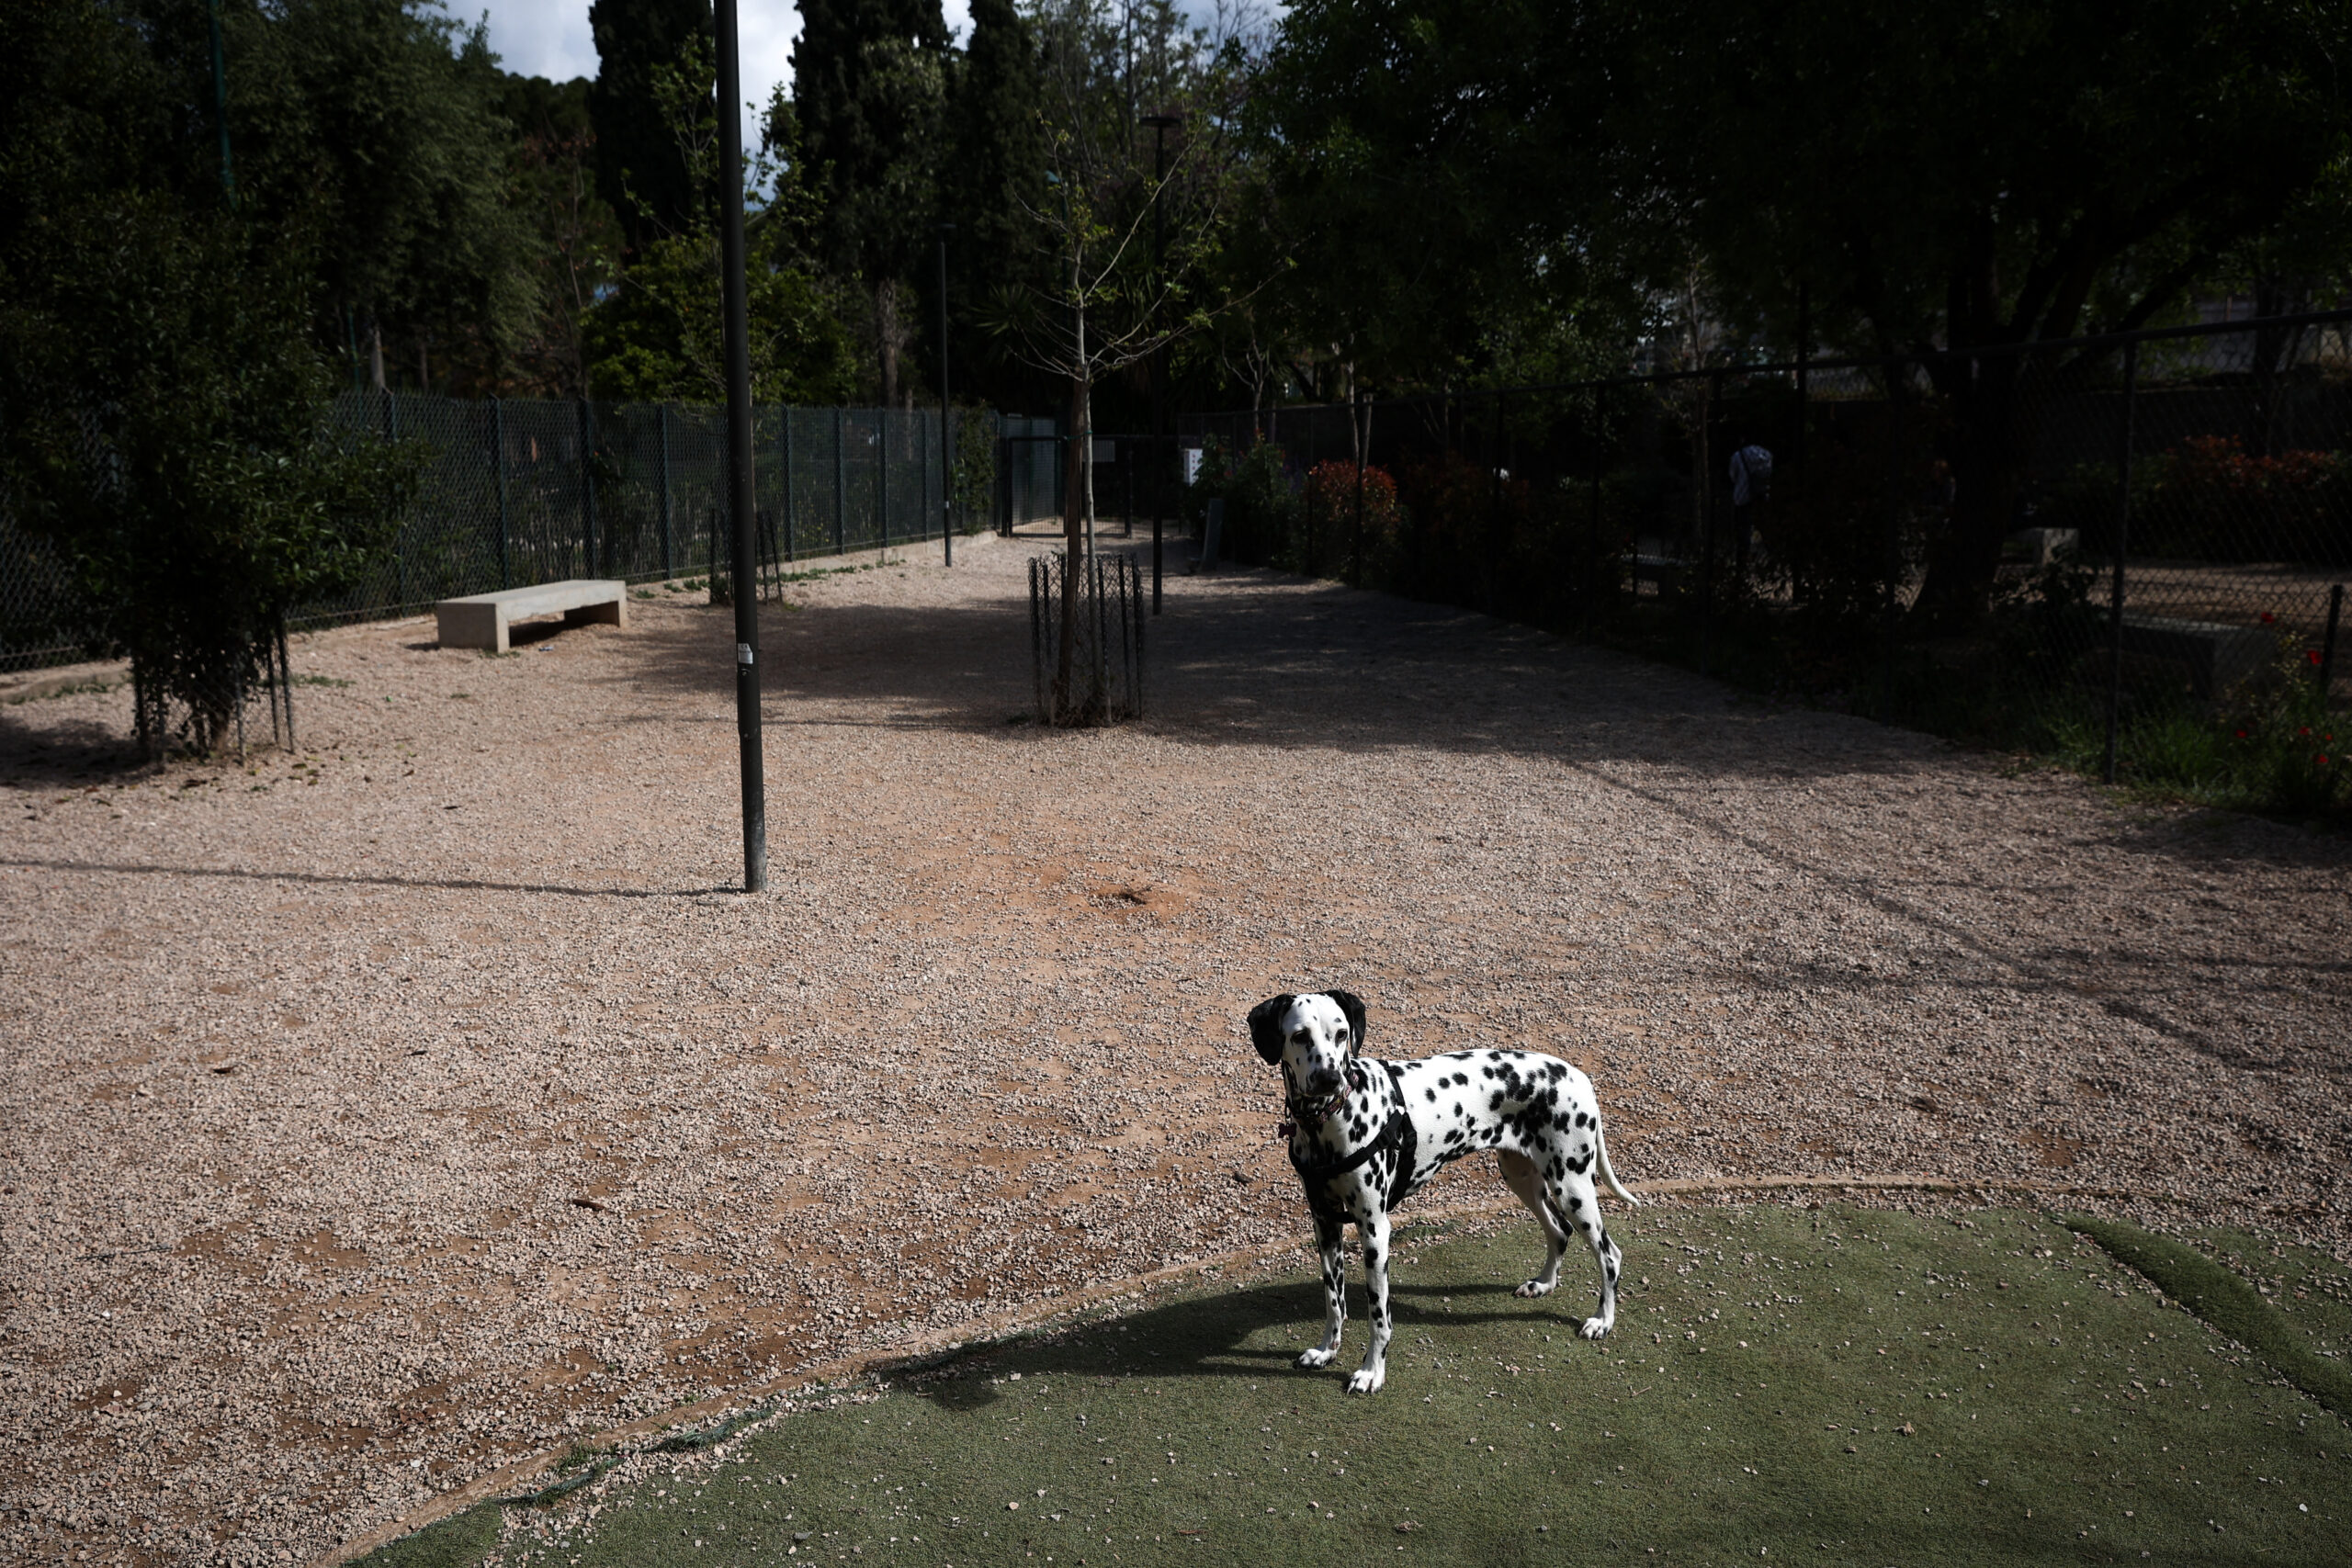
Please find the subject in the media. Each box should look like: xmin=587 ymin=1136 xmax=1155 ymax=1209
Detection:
xmin=1030 ymin=549 xmax=1145 ymax=726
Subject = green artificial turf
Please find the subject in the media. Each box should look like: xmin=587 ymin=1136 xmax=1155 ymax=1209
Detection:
xmin=366 ymin=1204 xmax=2351 ymax=1567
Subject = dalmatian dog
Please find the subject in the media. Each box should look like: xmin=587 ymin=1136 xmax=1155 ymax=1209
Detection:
xmin=1250 ymin=989 xmax=1636 ymax=1394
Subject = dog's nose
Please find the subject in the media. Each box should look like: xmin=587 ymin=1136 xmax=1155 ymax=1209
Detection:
xmin=1306 ymin=1067 xmax=1341 ymax=1093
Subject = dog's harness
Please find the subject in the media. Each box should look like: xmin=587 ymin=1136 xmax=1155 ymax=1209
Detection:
xmin=1281 ymin=1065 xmax=1416 ymax=1222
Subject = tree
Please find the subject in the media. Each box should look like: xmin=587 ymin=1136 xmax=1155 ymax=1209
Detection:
xmin=582 ymin=39 xmax=859 ymax=404
xmin=1250 ymin=0 xmax=1628 ymax=397
xmin=589 ymin=0 xmax=715 ymax=254
xmin=935 ymin=0 xmax=1053 ymax=409
xmin=790 ymin=0 xmax=951 ymax=405
xmin=469 ymin=73 xmax=623 ymax=398
xmin=220 ymin=0 xmax=538 ymax=390
xmin=0 ymin=0 xmax=415 ymax=753
xmin=989 ymin=0 xmax=1259 ymax=715
xmin=1601 ymin=0 xmax=2352 ymax=623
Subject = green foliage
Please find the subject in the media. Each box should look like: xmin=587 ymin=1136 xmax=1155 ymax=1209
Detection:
xmin=582 ymin=38 xmax=860 ymax=405
xmin=582 ymin=230 xmax=860 ymax=405
xmin=0 ymin=0 xmax=420 ymax=749
xmin=1250 ymin=0 xmax=1634 ymax=390
xmin=486 ymin=73 xmax=623 ymax=398
xmin=587 ymin=0 xmax=715 ymax=253
xmin=1183 ymin=435 xmax=1297 ymax=565
xmin=950 ymin=404 xmax=998 ymax=532
xmin=792 ymin=0 xmax=950 ymax=283
xmin=1 ymin=197 xmax=417 ymax=750
xmin=223 ymin=0 xmax=540 ymax=378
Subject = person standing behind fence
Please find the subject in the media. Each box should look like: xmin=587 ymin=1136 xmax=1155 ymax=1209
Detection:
xmin=1729 ymin=442 xmax=1772 ymax=581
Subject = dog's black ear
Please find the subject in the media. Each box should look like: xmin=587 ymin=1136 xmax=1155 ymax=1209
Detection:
xmin=1325 ymin=989 xmax=1368 ymax=1055
xmin=1247 ymin=994 xmax=1295 ymax=1064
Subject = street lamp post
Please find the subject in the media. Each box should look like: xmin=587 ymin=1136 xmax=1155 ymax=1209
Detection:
xmin=1141 ymin=112 xmax=1181 ymax=615
xmin=715 ymin=0 xmax=765 ymax=893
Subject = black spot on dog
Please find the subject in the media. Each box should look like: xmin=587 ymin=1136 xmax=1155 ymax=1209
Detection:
xmin=1426 ymin=1089 xmax=1437 ymax=1103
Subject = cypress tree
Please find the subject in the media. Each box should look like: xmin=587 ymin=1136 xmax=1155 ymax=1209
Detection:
xmin=791 ymin=0 xmax=949 ymax=403
xmin=587 ymin=0 xmax=713 ymax=253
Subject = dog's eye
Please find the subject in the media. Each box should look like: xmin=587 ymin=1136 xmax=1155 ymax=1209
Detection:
xmin=1335 ymin=1027 xmax=1349 ymax=1039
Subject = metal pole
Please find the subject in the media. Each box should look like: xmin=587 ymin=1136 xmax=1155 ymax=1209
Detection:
xmin=834 ymin=407 xmax=847 ymax=555
xmin=2102 ymin=340 xmax=2140 ymax=785
xmin=490 ymin=398 xmax=509 ymax=589
xmin=1700 ymin=371 xmax=1720 ymax=674
xmin=782 ymin=408 xmax=797 ymax=562
xmin=877 ymin=410 xmax=890 ymax=548
xmin=938 ymin=227 xmax=954 ymax=565
xmin=1588 ymin=383 xmax=1605 ymax=631
xmin=1351 ymin=397 xmax=1366 ymax=588
xmin=578 ymin=399 xmax=598 ymax=577
xmin=2320 ymin=582 xmax=2344 ymax=694
xmin=715 ymin=0 xmax=766 ymax=893
xmin=658 ymin=403 xmax=673 ymax=579
xmin=207 ymin=0 xmax=235 ymax=208
xmin=1880 ymin=357 xmax=1905 ymax=717
xmin=383 ymin=390 xmax=406 ymax=606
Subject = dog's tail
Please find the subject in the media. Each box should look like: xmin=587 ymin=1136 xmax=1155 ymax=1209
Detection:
xmin=1593 ymin=1112 xmax=1640 ymax=1208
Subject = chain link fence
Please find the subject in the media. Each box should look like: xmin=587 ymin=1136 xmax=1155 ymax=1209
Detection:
xmin=1 ymin=394 xmax=999 ymax=671
xmin=1180 ymin=311 xmax=2352 ymax=819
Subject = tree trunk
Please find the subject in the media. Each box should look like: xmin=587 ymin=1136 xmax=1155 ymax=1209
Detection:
xmin=876 ymin=280 xmax=899 ymax=409
xmin=1910 ymin=354 xmax=2022 ymax=627
xmin=1055 ymin=357 xmax=1088 ymax=717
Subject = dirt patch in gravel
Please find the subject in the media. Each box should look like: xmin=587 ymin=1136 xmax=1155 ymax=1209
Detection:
xmin=3 ymin=534 xmax=2347 ymax=1568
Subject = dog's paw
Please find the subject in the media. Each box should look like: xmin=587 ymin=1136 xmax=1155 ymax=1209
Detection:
xmin=1295 ymin=1347 xmax=1337 ymax=1369
xmin=1577 ymin=1316 xmax=1613 ymax=1341
xmin=1513 ymin=1279 xmax=1557 ymax=1299
xmin=1344 ymin=1365 xmax=1385 ymax=1395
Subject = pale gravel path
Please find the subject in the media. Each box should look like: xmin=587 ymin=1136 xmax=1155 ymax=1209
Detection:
xmin=2 ymin=533 xmax=2346 ymax=1567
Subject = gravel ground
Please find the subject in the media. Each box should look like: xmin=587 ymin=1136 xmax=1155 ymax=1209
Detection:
xmin=3 ymin=532 xmax=2346 ymax=1568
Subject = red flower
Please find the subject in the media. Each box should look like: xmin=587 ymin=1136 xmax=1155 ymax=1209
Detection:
xmin=2234 ymin=728 xmax=2249 ymax=739
xmin=2260 ymin=611 xmax=2277 ymax=625
xmin=2317 ymin=755 xmax=2332 ymax=767
xmin=2300 ymin=727 xmax=2313 ymax=737
xmin=2311 ymin=649 xmax=2326 ymax=666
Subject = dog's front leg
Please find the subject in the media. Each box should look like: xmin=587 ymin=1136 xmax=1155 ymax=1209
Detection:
xmin=1295 ymin=1215 xmax=1346 ymax=1370
xmin=1345 ymin=1209 xmax=1391 ymax=1394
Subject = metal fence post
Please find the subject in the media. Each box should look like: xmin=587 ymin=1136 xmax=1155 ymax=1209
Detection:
xmin=1351 ymin=397 xmax=1366 ymax=589
xmin=2102 ymin=339 xmax=2141 ymax=784
xmin=1699 ymin=371 xmax=1721 ymax=675
xmin=1878 ymin=356 xmax=1907 ymax=718
xmin=782 ymin=409 xmax=797 ymax=562
xmin=578 ymin=399 xmax=598 ymax=577
xmin=834 ymin=407 xmax=847 ymax=556
xmin=658 ymin=402 xmax=673 ymax=579
xmin=1588 ymin=383 xmax=1606 ymax=633
xmin=2320 ymin=582 xmax=2344 ymax=695
xmin=877 ymin=410 xmax=891 ymax=548
xmin=490 ymin=398 xmax=509 ymax=589
xmin=383 ymin=391 xmax=407 ymax=606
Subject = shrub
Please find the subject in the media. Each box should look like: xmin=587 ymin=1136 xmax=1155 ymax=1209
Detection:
xmin=0 ymin=199 xmax=418 ymax=754
xmin=1301 ymin=458 xmax=1399 ymax=578
xmin=2136 ymin=436 xmax=2352 ymax=563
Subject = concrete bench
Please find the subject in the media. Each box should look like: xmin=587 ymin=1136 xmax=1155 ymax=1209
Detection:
xmin=2118 ymin=611 xmax=2272 ymax=697
xmin=435 ymin=580 xmax=628 ymax=653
